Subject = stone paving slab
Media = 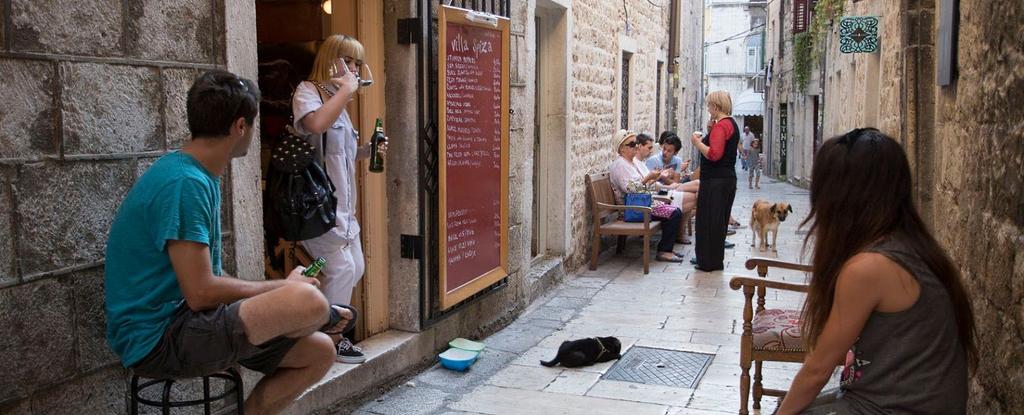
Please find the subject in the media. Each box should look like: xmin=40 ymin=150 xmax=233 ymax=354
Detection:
xmin=451 ymin=385 xmax=669 ymax=415
xmin=351 ymin=176 xmax=821 ymax=415
xmin=543 ymin=370 xmax=602 ymax=395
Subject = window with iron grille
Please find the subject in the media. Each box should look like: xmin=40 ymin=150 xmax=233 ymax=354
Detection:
xmin=656 ymin=61 xmax=664 ymax=134
xmin=621 ymin=51 xmax=632 ymax=129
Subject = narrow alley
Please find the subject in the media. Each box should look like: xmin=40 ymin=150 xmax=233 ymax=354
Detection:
xmin=350 ymin=172 xmax=812 ymax=415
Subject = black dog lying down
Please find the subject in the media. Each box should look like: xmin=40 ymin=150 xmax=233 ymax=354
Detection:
xmin=540 ymin=336 xmax=622 ymax=368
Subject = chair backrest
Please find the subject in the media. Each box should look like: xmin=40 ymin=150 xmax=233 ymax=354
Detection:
xmin=585 ymin=171 xmax=618 ymax=225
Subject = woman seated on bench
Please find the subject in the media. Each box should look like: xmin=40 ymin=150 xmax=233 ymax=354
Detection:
xmin=608 ymin=129 xmax=685 ymax=263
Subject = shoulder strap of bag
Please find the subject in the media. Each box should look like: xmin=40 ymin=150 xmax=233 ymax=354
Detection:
xmin=304 ymin=80 xmax=330 ymax=173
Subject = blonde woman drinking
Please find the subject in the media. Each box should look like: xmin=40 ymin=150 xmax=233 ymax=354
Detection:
xmin=292 ymin=34 xmax=386 ymax=364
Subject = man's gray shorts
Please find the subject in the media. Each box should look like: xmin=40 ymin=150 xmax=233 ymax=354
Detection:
xmin=132 ymin=301 xmax=298 ymax=379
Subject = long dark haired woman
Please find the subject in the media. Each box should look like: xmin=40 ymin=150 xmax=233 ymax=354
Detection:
xmin=778 ymin=128 xmax=976 ymax=414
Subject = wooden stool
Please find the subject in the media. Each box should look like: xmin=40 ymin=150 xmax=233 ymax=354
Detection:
xmin=130 ymin=368 xmax=244 ymax=414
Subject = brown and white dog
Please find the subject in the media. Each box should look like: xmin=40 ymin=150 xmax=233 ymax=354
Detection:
xmin=750 ymin=200 xmax=793 ymax=252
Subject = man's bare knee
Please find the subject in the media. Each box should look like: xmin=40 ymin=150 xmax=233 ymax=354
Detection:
xmin=307 ymin=332 xmax=335 ymax=368
xmin=283 ymin=332 xmax=335 ymax=373
xmin=280 ymin=283 xmax=330 ymax=327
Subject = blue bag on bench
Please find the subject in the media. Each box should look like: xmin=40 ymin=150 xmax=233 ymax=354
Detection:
xmin=623 ymin=193 xmax=652 ymax=222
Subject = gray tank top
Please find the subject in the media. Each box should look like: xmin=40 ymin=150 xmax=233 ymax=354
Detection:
xmin=837 ymin=235 xmax=968 ymax=414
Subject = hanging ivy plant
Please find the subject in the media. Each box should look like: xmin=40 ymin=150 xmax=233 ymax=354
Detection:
xmin=792 ymin=0 xmax=846 ymax=92
xmin=793 ymin=33 xmax=813 ymax=92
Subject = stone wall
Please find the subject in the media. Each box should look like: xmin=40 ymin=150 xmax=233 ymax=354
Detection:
xmin=675 ymin=0 xmax=707 ymax=155
xmin=507 ymin=0 xmax=538 ymax=295
xmin=772 ymin=0 xmax=1024 ymax=410
xmin=381 ymin=0 xmax=541 ymax=334
xmin=564 ymin=0 xmax=676 ymax=270
xmin=0 ymin=0 xmax=233 ymax=412
xmin=930 ymin=0 xmax=1024 ymax=411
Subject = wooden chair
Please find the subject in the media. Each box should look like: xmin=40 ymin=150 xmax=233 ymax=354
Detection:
xmin=585 ymin=171 xmax=663 ymax=274
xmin=728 ymin=257 xmax=813 ymax=414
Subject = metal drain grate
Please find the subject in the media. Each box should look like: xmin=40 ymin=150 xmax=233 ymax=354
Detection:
xmin=602 ymin=347 xmax=713 ymax=388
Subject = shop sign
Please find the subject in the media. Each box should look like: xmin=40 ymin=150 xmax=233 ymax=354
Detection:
xmin=839 ymin=16 xmax=879 ymax=54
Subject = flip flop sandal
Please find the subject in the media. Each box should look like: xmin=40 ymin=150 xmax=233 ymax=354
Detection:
xmin=321 ymin=304 xmax=358 ymax=335
xmin=655 ymin=255 xmax=684 ymax=263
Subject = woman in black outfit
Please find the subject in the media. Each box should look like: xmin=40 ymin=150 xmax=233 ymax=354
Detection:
xmin=690 ymin=91 xmax=739 ymax=271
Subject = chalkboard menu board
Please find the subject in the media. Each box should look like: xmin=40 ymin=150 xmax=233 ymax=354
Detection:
xmin=438 ymin=6 xmax=510 ymax=310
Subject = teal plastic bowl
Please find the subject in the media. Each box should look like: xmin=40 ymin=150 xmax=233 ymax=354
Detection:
xmin=439 ymin=348 xmax=479 ymax=371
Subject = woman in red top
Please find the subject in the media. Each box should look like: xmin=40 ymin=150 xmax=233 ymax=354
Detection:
xmin=689 ymin=91 xmax=741 ymax=271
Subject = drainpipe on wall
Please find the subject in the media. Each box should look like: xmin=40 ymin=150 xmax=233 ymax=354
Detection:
xmin=700 ymin=0 xmax=707 ymax=130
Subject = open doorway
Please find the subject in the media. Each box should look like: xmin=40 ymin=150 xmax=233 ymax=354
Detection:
xmin=255 ymin=0 xmax=389 ymax=342
xmin=532 ymin=0 xmax=570 ymax=260
xmin=255 ymin=0 xmax=324 ymax=279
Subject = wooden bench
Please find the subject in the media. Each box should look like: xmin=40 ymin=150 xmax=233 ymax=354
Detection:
xmin=585 ymin=171 xmax=663 ymax=274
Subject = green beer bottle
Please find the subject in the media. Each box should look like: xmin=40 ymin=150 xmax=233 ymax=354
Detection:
xmin=302 ymin=257 xmax=327 ymax=277
xmin=369 ymin=118 xmax=385 ymax=173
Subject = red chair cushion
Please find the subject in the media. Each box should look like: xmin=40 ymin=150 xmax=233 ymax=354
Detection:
xmin=752 ymin=308 xmax=805 ymax=352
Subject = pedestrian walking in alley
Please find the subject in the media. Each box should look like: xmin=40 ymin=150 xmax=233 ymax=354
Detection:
xmin=104 ymin=70 xmax=342 ymax=415
xmin=748 ymin=138 xmax=763 ymax=189
xmin=690 ymin=91 xmax=740 ymax=271
xmin=740 ymin=125 xmax=754 ymax=171
xmin=777 ymin=128 xmax=976 ymax=414
xmin=608 ymin=129 xmax=686 ymax=262
xmin=292 ymin=34 xmax=388 ymax=364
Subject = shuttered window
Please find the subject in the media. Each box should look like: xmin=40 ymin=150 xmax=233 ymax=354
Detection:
xmin=793 ymin=0 xmax=808 ymax=33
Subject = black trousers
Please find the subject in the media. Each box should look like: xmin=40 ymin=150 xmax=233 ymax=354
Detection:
xmin=694 ymin=177 xmax=737 ymax=270
xmin=653 ymin=208 xmax=682 ymax=252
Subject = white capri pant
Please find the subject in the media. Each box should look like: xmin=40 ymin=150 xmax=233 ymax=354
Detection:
xmin=300 ymin=233 xmax=365 ymax=305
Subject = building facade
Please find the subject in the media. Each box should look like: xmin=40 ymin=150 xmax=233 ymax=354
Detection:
xmin=704 ymin=0 xmax=767 ymax=134
xmin=564 ymin=0 xmax=704 ymax=270
xmin=763 ymin=0 xmax=1024 ymax=411
xmin=0 ymin=0 xmax=705 ymax=412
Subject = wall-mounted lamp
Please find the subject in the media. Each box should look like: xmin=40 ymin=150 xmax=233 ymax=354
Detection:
xmin=322 ymin=0 xmax=332 ymax=15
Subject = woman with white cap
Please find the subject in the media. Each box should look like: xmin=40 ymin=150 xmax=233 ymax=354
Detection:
xmin=608 ymin=129 xmax=685 ymax=262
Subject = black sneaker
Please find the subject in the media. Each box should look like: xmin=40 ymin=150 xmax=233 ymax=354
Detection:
xmin=336 ymin=337 xmax=366 ymax=364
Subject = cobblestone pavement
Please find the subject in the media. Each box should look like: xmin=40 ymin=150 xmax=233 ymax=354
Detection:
xmin=351 ymin=173 xmax=824 ymax=415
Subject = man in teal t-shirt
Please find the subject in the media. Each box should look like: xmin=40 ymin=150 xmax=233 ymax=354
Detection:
xmin=104 ymin=150 xmax=224 ymax=367
xmin=104 ymin=70 xmax=353 ymax=415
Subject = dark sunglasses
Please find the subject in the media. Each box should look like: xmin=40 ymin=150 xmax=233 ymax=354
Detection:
xmin=623 ymin=141 xmax=638 ymax=148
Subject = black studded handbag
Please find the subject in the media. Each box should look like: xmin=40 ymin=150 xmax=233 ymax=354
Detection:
xmin=264 ymin=83 xmax=338 ymax=242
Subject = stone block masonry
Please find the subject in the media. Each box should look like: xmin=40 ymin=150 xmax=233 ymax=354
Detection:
xmin=0 ymin=59 xmax=57 ymax=159
xmin=0 ymin=173 xmax=13 ymax=287
xmin=61 ymin=63 xmax=164 ymax=155
xmin=933 ymin=0 xmax=1024 ymax=411
xmin=769 ymin=0 xmax=1023 ymax=411
xmin=126 ymin=0 xmax=218 ymax=63
xmin=15 ymin=161 xmax=135 ymax=276
xmin=0 ymin=277 xmax=76 ymax=400
xmin=10 ymin=0 xmax=124 ymax=56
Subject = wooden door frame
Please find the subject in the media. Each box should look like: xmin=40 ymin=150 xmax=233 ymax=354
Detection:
xmin=331 ymin=0 xmax=389 ymax=337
